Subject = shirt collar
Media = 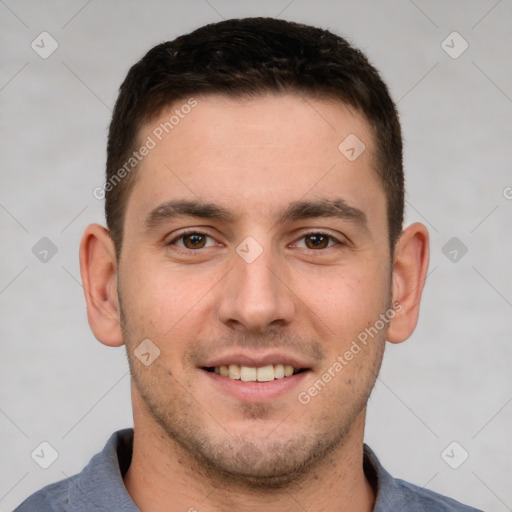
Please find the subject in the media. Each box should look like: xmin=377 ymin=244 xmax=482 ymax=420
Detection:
xmin=68 ymin=429 xmax=139 ymax=511
xmin=363 ymin=443 xmax=408 ymax=511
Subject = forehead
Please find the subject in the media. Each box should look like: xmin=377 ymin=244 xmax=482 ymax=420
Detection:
xmin=127 ymin=93 xmax=384 ymax=226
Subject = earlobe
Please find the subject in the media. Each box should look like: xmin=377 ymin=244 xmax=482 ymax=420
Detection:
xmin=79 ymin=224 xmax=124 ymax=347
xmin=387 ymin=222 xmax=430 ymax=344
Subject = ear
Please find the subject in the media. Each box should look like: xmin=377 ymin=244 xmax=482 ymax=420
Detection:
xmin=387 ymin=222 xmax=429 ymax=344
xmin=79 ymin=224 xmax=124 ymax=347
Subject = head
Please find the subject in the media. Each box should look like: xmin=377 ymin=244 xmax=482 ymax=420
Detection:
xmin=80 ymin=18 xmax=428 ymax=488
xmin=105 ymin=17 xmax=405 ymax=255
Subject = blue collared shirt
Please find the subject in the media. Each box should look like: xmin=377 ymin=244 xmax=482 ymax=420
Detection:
xmin=14 ymin=429 xmax=484 ymax=511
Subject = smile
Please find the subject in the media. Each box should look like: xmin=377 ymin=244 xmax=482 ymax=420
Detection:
xmin=204 ymin=364 xmax=306 ymax=382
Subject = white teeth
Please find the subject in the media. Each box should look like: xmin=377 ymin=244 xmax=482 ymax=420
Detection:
xmin=256 ymin=365 xmax=274 ymax=382
xmin=240 ymin=366 xmax=257 ymax=382
xmin=228 ymin=364 xmax=241 ymax=379
xmin=274 ymin=364 xmax=284 ymax=379
xmin=213 ymin=364 xmax=300 ymax=381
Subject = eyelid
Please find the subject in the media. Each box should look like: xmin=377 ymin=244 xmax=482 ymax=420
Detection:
xmin=291 ymin=229 xmax=346 ymax=248
xmin=166 ymin=229 xmax=220 ymax=248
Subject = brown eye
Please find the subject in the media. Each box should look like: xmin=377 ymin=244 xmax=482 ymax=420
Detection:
xmin=182 ymin=233 xmax=207 ymax=249
xmin=169 ymin=231 xmax=218 ymax=251
xmin=304 ymin=234 xmax=330 ymax=249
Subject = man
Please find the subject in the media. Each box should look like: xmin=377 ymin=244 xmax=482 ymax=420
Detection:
xmin=15 ymin=17 xmax=483 ymax=512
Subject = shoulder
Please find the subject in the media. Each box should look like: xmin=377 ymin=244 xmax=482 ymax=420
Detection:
xmin=13 ymin=429 xmax=135 ymax=512
xmin=363 ymin=444 xmax=484 ymax=512
xmin=12 ymin=476 xmax=75 ymax=512
xmin=392 ymin=477 xmax=485 ymax=511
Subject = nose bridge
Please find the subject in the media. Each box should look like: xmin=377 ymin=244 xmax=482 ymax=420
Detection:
xmin=218 ymin=241 xmax=295 ymax=331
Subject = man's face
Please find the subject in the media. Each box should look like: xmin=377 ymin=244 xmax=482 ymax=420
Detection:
xmin=118 ymin=93 xmax=392 ymax=485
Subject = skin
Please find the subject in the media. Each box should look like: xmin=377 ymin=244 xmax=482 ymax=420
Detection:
xmin=80 ymin=93 xmax=429 ymax=512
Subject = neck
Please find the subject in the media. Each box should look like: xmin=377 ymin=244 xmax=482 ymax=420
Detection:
xmin=124 ymin=410 xmax=375 ymax=512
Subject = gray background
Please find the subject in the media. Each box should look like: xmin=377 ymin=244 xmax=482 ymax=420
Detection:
xmin=1 ymin=0 xmax=511 ymax=510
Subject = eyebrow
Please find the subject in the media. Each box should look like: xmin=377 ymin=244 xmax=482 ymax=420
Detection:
xmin=145 ymin=200 xmax=235 ymax=228
xmin=278 ymin=198 xmax=367 ymax=227
xmin=144 ymin=198 xmax=368 ymax=230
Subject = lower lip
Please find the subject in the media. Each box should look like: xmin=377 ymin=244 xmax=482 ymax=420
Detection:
xmin=201 ymin=369 xmax=310 ymax=402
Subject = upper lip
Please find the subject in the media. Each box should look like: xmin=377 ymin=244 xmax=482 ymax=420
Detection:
xmin=200 ymin=351 xmax=313 ymax=370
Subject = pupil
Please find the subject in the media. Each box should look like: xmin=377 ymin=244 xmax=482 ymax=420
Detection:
xmin=307 ymin=234 xmax=328 ymax=249
xmin=185 ymin=234 xmax=205 ymax=248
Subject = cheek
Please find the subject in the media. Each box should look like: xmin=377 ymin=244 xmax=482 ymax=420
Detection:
xmin=303 ymin=262 xmax=390 ymax=342
xmin=118 ymin=255 xmax=216 ymax=341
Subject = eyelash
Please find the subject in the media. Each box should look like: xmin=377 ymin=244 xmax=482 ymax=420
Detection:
xmin=167 ymin=230 xmax=343 ymax=251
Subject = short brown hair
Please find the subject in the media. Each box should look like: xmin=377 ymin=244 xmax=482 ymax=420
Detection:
xmin=105 ymin=17 xmax=404 ymax=254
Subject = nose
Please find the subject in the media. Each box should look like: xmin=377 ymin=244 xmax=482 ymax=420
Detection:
xmin=217 ymin=245 xmax=296 ymax=333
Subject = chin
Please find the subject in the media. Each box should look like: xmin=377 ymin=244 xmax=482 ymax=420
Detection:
xmin=183 ymin=434 xmax=335 ymax=489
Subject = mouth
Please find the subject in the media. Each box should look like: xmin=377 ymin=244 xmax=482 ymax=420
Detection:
xmin=199 ymin=353 xmax=313 ymax=402
xmin=203 ymin=364 xmax=308 ymax=382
